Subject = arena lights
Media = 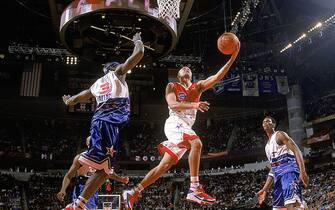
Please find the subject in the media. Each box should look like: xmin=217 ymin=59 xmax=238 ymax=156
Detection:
xmin=307 ymin=22 xmax=322 ymax=33
xmin=325 ymin=14 xmax=335 ymax=23
xmin=280 ymin=13 xmax=335 ymax=53
xmin=231 ymin=12 xmax=241 ymax=26
xmin=293 ymin=34 xmax=306 ymax=44
xmin=230 ymin=0 xmax=261 ymax=33
xmin=135 ymin=64 xmax=146 ymax=69
xmin=66 ymin=56 xmax=78 ymax=65
xmin=280 ymin=44 xmax=292 ymax=53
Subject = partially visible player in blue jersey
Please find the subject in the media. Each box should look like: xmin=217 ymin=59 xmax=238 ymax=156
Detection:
xmin=61 ymin=32 xmax=144 ymax=210
xmin=256 ymin=116 xmax=309 ymax=210
xmin=57 ymin=136 xmax=129 ymax=210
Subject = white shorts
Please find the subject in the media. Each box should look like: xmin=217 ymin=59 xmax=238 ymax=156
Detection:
xmin=157 ymin=116 xmax=199 ymax=164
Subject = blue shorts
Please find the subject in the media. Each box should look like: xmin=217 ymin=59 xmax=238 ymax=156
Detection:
xmin=272 ymin=172 xmax=303 ymax=208
xmin=79 ymin=119 xmax=120 ymax=175
xmin=72 ymin=176 xmax=98 ymax=210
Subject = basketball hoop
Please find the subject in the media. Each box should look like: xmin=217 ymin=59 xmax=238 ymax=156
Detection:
xmin=157 ymin=0 xmax=181 ymax=19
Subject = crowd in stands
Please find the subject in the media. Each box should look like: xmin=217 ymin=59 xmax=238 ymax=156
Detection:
xmin=120 ymin=165 xmax=335 ymax=209
xmin=0 ymin=116 xmax=90 ymax=161
xmin=25 ymin=174 xmax=64 ymax=210
xmin=305 ymin=94 xmax=335 ymax=121
xmin=0 ymin=172 xmax=22 ymax=210
xmin=0 ymin=164 xmax=334 ymax=210
xmin=0 ymin=113 xmax=272 ymax=162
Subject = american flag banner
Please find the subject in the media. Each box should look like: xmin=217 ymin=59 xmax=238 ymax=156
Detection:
xmin=20 ymin=62 xmax=42 ymax=97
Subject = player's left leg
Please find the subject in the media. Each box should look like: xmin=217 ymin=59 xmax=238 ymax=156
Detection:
xmin=77 ymin=170 xmax=109 ymax=209
xmin=123 ymin=152 xmax=175 ymax=210
xmin=281 ymin=172 xmax=304 ymax=210
xmin=186 ymin=138 xmax=215 ymax=205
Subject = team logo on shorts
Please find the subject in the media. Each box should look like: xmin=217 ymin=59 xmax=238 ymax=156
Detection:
xmin=178 ymin=92 xmax=187 ymax=100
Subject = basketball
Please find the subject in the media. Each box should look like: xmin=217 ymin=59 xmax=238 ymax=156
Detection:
xmin=217 ymin=32 xmax=239 ymax=55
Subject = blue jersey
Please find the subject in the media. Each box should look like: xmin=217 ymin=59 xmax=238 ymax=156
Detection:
xmin=90 ymin=71 xmax=130 ymax=124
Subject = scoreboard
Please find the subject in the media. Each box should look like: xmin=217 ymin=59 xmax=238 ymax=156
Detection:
xmin=68 ymin=98 xmax=96 ymax=113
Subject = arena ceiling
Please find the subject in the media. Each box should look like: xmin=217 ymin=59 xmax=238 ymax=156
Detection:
xmin=1 ymin=0 xmax=335 ymax=96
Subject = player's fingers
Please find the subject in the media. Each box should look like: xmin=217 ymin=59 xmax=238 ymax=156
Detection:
xmin=201 ymin=101 xmax=210 ymax=106
xmin=198 ymin=107 xmax=205 ymax=112
xmin=200 ymin=105 xmax=209 ymax=112
xmin=202 ymin=105 xmax=209 ymax=111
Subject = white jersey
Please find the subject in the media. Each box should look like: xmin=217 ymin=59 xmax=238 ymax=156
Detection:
xmin=89 ymin=71 xmax=130 ymax=124
xmin=265 ymin=131 xmax=300 ymax=179
xmin=90 ymin=71 xmax=129 ymax=105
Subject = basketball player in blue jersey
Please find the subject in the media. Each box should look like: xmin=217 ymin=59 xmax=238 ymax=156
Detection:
xmin=61 ymin=32 xmax=144 ymax=210
xmin=256 ymin=116 xmax=309 ymax=210
xmin=57 ymin=136 xmax=129 ymax=210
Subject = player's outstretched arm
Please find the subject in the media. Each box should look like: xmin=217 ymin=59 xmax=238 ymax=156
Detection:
xmin=115 ymin=32 xmax=144 ymax=75
xmin=62 ymin=89 xmax=93 ymax=106
xmin=57 ymin=155 xmax=82 ymax=202
xmin=197 ymin=41 xmax=240 ymax=92
xmin=256 ymin=168 xmax=274 ymax=204
xmin=277 ymin=131 xmax=309 ymax=187
xmin=165 ymin=83 xmax=210 ymax=112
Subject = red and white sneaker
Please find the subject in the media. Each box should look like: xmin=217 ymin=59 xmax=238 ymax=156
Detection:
xmin=186 ymin=185 xmax=216 ymax=205
xmin=122 ymin=190 xmax=140 ymax=210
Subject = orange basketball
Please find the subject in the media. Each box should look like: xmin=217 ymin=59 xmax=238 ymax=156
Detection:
xmin=217 ymin=32 xmax=239 ymax=55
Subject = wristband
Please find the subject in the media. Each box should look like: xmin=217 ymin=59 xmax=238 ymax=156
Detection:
xmin=134 ymin=40 xmax=143 ymax=45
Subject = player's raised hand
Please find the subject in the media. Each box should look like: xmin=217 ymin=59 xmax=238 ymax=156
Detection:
xmin=62 ymin=95 xmax=71 ymax=105
xmin=300 ymin=171 xmax=309 ymax=187
xmin=132 ymin=32 xmax=142 ymax=43
xmin=231 ymin=39 xmax=240 ymax=58
xmin=56 ymin=190 xmax=66 ymax=202
xmin=255 ymin=189 xmax=267 ymax=205
xmin=194 ymin=101 xmax=210 ymax=112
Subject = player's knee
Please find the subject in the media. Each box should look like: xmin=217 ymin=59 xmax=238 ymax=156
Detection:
xmin=191 ymin=139 xmax=202 ymax=150
xmin=159 ymin=161 xmax=173 ymax=171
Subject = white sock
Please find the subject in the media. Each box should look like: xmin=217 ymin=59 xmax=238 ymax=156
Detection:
xmin=190 ymin=176 xmax=200 ymax=189
xmin=134 ymin=183 xmax=144 ymax=193
xmin=74 ymin=196 xmax=87 ymax=209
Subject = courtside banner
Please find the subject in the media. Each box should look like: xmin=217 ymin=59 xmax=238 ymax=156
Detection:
xmin=275 ymin=75 xmax=289 ymax=95
xmin=242 ymin=73 xmax=259 ymax=96
xmin=258 ymin=74 xmax=276 ymax=94
xmin=212 ymin=73 xmax=241 ymax=95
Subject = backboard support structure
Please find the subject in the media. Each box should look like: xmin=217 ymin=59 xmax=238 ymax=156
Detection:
xmin=97 ymin=194 xmax=121 ymax=210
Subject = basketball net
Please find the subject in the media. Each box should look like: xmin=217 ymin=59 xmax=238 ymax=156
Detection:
xmin=157 ymin=0 xmax=181 ymax=19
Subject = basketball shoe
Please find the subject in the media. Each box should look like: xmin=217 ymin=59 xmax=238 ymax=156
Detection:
xmin=122 ymin=190 xmax=140 ymax=210
xmin=186 ymin=185 xmax=216 ymax=205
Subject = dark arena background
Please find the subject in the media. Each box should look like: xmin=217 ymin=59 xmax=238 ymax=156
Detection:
xmin=0 ymin=0 xmax=335 ymax=209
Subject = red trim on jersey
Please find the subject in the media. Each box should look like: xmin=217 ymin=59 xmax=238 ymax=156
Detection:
xmin=172 ymin=82 xmax=200 ymax=103
xmin=176 ymin=133 xmax=199 ymax=148
xmin=182 ymin=133 xmax=199 ymax=141
xmin=157 ymin=143 xmax=179 ymax=165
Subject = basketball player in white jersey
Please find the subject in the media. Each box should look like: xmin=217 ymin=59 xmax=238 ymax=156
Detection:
xmin=61 ymin=32 xmax=144 ymax=210
xmin=123 ymin=41 xmax=240 ymax=209
xmin=57 ymin=136 xmax=129 ymax=210
xmin=256 ymin=116 xmax=309 ymax=210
